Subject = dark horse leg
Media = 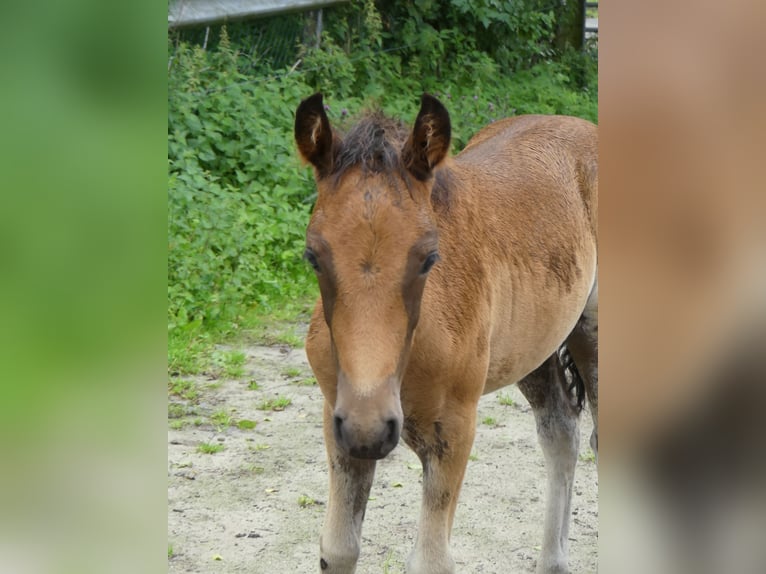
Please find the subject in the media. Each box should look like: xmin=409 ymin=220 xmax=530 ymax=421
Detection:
xmin=565 ymin=280 xmax=598 ymax=462
xmin=318 ymin=400 xmax=376 ymax=573
xmin=518 ymin=354 xmax=581 ymax=574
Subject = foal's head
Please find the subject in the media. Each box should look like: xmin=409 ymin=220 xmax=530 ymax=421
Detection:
xmin=295 ymin=93 xmax=451 ymax=459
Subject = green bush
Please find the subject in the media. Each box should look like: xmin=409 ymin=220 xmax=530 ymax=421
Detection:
xmin=168 ymin=32 xmax=317 ymax=331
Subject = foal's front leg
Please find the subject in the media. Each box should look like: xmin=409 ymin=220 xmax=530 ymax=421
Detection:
xmin=518 ymin=356 xmax=581 ymax=574
xmin=404 ymin=401 xmax=478 ymax=574
xmin=319 ymin=401 xmax=376 ymax=573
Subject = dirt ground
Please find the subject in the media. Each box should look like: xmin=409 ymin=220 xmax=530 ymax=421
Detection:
xmin=167 ymin=343 xmax=598 ymax=574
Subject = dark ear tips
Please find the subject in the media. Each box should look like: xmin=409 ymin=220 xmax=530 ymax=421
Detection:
xmin=295 ymin=93 xmax=334 ymax=175
xmin=294 ymin=93 xmax=325 ymax=143
xmin=419 ymin=93 xmax=444 ymax=113
xmin=297 ymin=93 xmax=324 ymax=115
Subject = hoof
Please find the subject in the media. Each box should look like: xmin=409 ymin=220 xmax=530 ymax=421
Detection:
xmin=406 ymin=551 xmax=455 ymax=574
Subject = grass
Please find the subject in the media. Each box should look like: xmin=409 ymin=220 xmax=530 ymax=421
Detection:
xmin=237 ymin=419 xmax=257 ymax=430
xmin=167 ymin=329 xmax=249 ymax=380
xmin=468 ymin=452 xmax=479 ymax=461
xmin=168 ymin=321 xmax=213 ymax=376
xmin=168 ymin=379 xmax=200 ymax=402
xmin=292 ymin=377 xmax=317 ymax=387
xmin=482 ymin=416 xmax=497 ymax=426
xmin=211 ymin=349 xmax=246 ymax=379
xmin=281 ymin=366 xmax=303 ymax=378
xmin=169 ymin=419 xmax=188 ymax=430
xmin=273 ymin=332 xmax=303 ymax=347
xmin=247 ymin=380 xmax=260 ymax=390
xmin=498 ymin=392 xmax=516 ymax=407
xmin=168 ymin=544 xmax=173 ymax=558
xmin=257 ymin=396 xmax=292 ymax=411
xmin=167 ymin=294 xmax=314 ymax=378
xmin=236 ymin=303 xmax=314 ymax=348
xmin=197 ymin=442 xmax=225 ymax=454
xmin=579 ymin=448 xmax=596 ymax=463
xmin=382 ymin=549 xmax=401 ymax=574
xmin=297 ymin=494 xmax=317 ymax=508
xmin=243 ymin=464 xmax=265 ymax=475
xmin=168 ymin=402 xmax=197 ymax=419
xmin=211 ymin=409 xmax=234 ymax=429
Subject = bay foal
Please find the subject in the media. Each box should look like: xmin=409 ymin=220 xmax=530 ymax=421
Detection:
xmin=295 ymin=93 xmax=598 ymax=574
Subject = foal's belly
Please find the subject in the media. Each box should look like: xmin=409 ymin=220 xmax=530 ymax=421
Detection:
xmin=482 ymin=262 xmax=596 ymax=394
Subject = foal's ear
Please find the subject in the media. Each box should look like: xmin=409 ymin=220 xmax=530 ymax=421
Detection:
xmin=295 ymin=93 xmax=335 ymax=177
xmin=403 ymin=94 xmax=451 ymax=181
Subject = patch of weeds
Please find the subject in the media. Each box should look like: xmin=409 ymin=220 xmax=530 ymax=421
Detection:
xmin=244 ymin=464 xmax=264 ymax=475
xmin=169 ymin=419 xmax=188 ymax=430
xmin=237 ymin=419 xmax=257 ymax=430
xmin=193 ymin=418 xmax=203 ymax=426
xmin=482 ymin=416 xmax=497 ymax=426
xmin=252 ymin=443 xmax=270 ymax=451
xmin=281 ymin=366 xmax=303 ymax=378
xmin=247 ymin=380 xmax=260 ymax=390
xmin=206 ymin=382 xmax=222 ymax=390
xmin=211 ymin=349 xmax=247 ymax=379
xmin=237 ymin=304 xmax=314 ymax=347
xmin=211 ymin=410 xmax=234 ymax=429
xmin=168 ymin=379 xmax=200 ymax=402
xmin=168 ymin=402 xmax=196 ymax=419
xmin=168 ymin=321 xmax=213 ymax=376
xmin=579 ymin=448 xmax=596 ymax=463
xmin=275 ymin=332 xmax=303 ymax=347
xmin=224 ymin=351 xmax=246 ymax=378
xmin=257 ymin=396 xmax=292 ymax=411
xmin=298 ymin=494 xmax=317 ymax=508
xmin=197 ymin=442 xmax=225 ymax=454
xmin=382 ymin=549 xmax=401 ymax=574
xmin=468 ymin=452 xmax=479 ymax=461
xmin=498 ymin=392 xmax=516 ymax=407
xmin=168 ymin=543 xmax=173 ymax=558
xmin=293 ymin=377 xmax=317 ymax=387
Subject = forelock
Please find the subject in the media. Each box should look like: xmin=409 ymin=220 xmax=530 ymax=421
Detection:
xmin=331 ymin=113 xmax=410 ymax=186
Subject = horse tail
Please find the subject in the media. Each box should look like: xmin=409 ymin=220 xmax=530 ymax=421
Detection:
xmin=558 ymin=345 xmax=585 ymax=413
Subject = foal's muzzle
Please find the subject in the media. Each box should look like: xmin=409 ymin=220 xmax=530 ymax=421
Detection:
xmin=333 ymin=413 xmax=400 ymax=460
xmin=332 ymin=373 xmax=403 ymax=460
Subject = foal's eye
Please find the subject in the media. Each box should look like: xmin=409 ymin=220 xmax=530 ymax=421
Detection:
xmin=304 ymin=249 xmax=320 ymax=272
xmin=420 ymin=252 xmax=440 ymax=275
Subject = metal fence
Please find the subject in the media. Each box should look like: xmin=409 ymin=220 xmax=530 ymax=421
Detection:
xmin=168 ymin=0 xmax=348 ymax=28
xmin=585 ymin=1 xmax=599 ymax=39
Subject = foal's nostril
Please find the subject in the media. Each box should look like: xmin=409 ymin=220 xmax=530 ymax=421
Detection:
xmin=333 ymin=415 xmax=345 ymax=445
xmin=386 ymin=418 xmax=400 ymax=445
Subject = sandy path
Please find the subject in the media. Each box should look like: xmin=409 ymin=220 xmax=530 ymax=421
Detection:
xmin=168 ymin=344 xmax=598 ymax=573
